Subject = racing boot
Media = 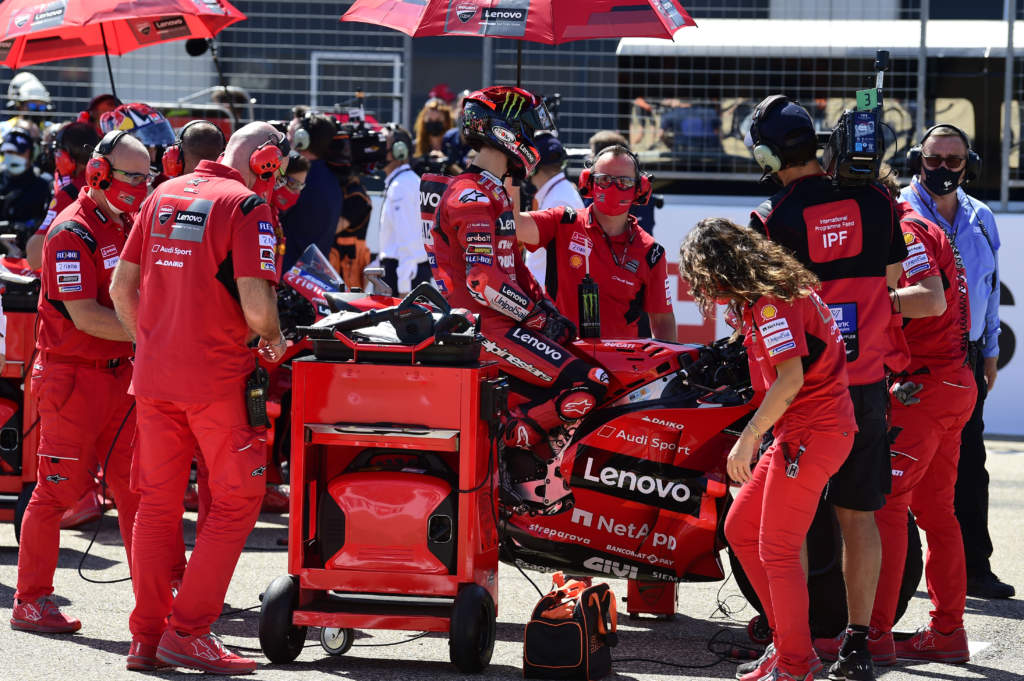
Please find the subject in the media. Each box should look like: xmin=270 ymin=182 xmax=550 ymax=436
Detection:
xmin=500 ymin=446 xmax=573 ymax=516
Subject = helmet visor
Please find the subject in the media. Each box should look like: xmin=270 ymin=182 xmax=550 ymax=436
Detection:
xmin=133 ymin=119 xmax=176 ymax=147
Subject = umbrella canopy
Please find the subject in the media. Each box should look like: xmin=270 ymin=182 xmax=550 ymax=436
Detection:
xmin=0 ymin=0 xmax=245 ymax=67
xmin=341 ymin=0 xmax=695 ymax=44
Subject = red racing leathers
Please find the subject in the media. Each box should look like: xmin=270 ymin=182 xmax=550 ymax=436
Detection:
xmin=426 ymin=168 xmax=608 ymax=461
xmin=870 ymin=205 xmax=977 ymax=636
xmin=16 ymin=188 xmax=140 ymax=605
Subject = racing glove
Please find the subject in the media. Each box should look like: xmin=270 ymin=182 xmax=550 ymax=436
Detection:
xmin=525 ymin=298 xmax=576 ymax=346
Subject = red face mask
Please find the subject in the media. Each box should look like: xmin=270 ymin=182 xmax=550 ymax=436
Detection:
xmin=273 ymin=187 xmax=301 ymax=212
xmin=253 ymin=175 xmax=276 ymax=202
xmin=592 ymin=186 xmax=635 ymax=216
xmin=106 ymin=178 xmax=148 ymax=215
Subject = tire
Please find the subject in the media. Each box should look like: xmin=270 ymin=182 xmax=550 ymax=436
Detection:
xmin=726 ymin=502 xmax=922 ymax=639
xmin=320 ymin=627 xmax=353 ymax=656
xmin=13 ymin=481 xmax=34 ymax=544
xmin=259 ymin=575 xmax=307 ymax=664
xmin=747 ymin=614 xmax=772 ymax=645
xmin=449 ymin=585 xmax=495 ymax=673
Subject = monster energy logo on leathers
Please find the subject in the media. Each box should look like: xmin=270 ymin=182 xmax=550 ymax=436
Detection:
xmin=578 ymin=274 xmax=601 ymax=339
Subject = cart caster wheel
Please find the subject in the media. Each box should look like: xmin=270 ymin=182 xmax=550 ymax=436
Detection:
xmin=449 ymin=585 xmax=495 ymax=673
xmin=14 ymin=481 xmax=35 ymax=544
xmin=259 ymin=575 xmax=308 ymax=664
xmin=747 ymin=614 xmax=772 ymax=645
xmin=320 ymin=627 xmax=354 ymax=656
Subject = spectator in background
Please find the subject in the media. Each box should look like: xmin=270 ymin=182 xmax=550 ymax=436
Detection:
xmin=659 ymin=100 xmax=722 ymax=158
xmin=378 ymin=125 xmax=425 ymax=294
xmin=589 ymin=130 xmax=658 ymax=236
xmin=282 ymin=111 xmax=343 ymax=272
xmin=524 ymin=133 xmax=584 ymax=289
xmin=2 ymin=72 xmax=51 ymax=141
xmin=78 ymin=93 xmax=121 ymax=136
xmin=332 ymin=161 xmax=373 ymax=290
xmin=30 ymin=122 xmax=100 ymax=268
xmin=411 ymin=98 xmax=454 ymax=176
xmin=441 ymin=89 xmax=474 ymax=173
xmin=0 ymin=128 xmax=51 ymax=255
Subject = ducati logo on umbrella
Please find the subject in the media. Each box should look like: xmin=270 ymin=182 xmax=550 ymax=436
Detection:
xmin=455 ymin=2 xmax=476 ymax=22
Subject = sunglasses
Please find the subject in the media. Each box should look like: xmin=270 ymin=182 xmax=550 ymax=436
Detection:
xmin=24 ymin=101 xmax=47 ymax=112
xmin=112 ymin=168 xmax=154 ymax=186
xmin=592 ymin=173 xmax=637 ymax=191
xmin=922 ymin=154 xmax=966 ymax=172
xmin=278 ymin=175 xmax=305 ymax=192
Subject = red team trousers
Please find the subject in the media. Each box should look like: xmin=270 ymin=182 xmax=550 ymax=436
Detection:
xmin=871 ymin=365 xmax=976 ymax=634
xmin=16 ymin=359 xmax=139 ymax=602
xmin=129 ymin=395 xmax=267 ymax=645
xmin=725 ymin=430 xmax=852 ymax=673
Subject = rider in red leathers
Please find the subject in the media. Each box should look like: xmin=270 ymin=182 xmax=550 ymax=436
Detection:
xmin=425 ymin=87 xmax=608 ymax=513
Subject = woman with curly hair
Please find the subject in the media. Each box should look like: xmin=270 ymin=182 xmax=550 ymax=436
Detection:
xmin=680 ymin=217 xmax=857 ymax=681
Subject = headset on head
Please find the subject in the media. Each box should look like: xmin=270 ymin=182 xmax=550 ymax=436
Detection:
xmin=906 ymin=123 xmax=981 ymax=185
xmin=85 ymin=130 xmax=130 ymax=191
xmin=251 ymin=133 xmax=289 ymax=180
xmin=162 ymin=119 xmax=227 ymax=178
xmin=748 ymin=94 xmax=793 ymax=174
xmin=292 ymin=111 xmax=315 ymax=152
xmin=386 ymin=124 xmax=411 ymax=162
xmin=577 ymin=144 xmax=653 ymax=206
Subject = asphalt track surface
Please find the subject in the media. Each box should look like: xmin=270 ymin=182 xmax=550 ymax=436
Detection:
xmin=1 ymin=439 xmax=1022 ymax=681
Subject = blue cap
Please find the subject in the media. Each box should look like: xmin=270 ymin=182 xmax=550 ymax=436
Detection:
xmin=1 ymin=128 xmax=32 ymax=154
xmin=534 ymin=132 xmax=566 ymax=167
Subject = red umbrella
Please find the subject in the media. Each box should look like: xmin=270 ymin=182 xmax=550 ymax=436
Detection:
xmin=0 ymin=0 xmax=246 ymax=97
xmin=341 ymin=0 xmax=696 ymax=84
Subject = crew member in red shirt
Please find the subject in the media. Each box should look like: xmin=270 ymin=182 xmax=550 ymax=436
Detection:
xmin=26 ymin=122 xmax=100 ymax=269
xmin=821 ymin=179 xmax=975 ymax=663
xmin=110 ymin=122 xmax=287 ymax=674
xmin=11 ymin=131 xmax=149 ymax=634
xmin=515 ymin=145 xmax=676 ymax=341
xmin=424 ymin=87 xmax=608 ymax=514
xmin=682 ymin=217 xmax=856 ymax=681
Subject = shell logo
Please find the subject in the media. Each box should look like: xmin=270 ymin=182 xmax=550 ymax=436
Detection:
xmin=761 ymin=304 xmax=777 ymax=320
xmin=569 ymin=254 xmax=583 ymax=269
xmin=903 ymin=231 xmax=915 ymax=245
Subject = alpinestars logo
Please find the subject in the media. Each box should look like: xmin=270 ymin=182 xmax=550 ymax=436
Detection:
xmin=46 ymin=474 xmax=68 ymax=484
xmin=251 ymin=465 xmax=266 ymax=477
xmin=458 ymin=188 xmax=489 ymax=204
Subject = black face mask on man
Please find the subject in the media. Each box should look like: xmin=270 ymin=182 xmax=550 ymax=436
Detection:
xmin=922 ymin=166 xmax=961 ymax=196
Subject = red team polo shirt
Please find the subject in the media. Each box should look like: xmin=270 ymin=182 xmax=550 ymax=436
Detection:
xmin=896 ymin=204 xmax=971 ymax=371
xmin=527 ymin=205 xmax=672 ymax=338
xmin=38 ymin=173 xmax=86 ymax=235
xmin=742 ymin=292 xmax=857 ymax=439
xmin=38 ymin=188 xmax=133 ymax=360
xmin=122 ymin=160 xmax=279 ymax=403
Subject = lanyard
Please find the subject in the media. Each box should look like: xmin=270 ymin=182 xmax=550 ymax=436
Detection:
xmin=591 ymin=212 xmax=636 ymax=269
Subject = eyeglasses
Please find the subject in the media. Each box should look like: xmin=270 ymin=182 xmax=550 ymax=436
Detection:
xmin=278 ymin=176 xmax=305 ymax=192
xmin=112 ymin=168 xmax=154 ymax=186
xmin=922 ymin=154 xmax=966 ymax=172
xmin=591 ymin=173 xmax=637 ymax=191
xmin=23 ymin=101 xmax=47 ymax=112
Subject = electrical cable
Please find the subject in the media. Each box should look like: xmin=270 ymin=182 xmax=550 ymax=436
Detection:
xmin=76 ymin=401 xmax=135 ymax=584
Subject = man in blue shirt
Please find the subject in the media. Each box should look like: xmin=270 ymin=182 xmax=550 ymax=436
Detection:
xmin=900 ymin=124 xmax=1013 ymax=600
xmin=282 ymin=111 xmax=343 ymax=272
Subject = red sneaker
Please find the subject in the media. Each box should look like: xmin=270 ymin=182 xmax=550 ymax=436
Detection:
xmin=895 ymin=626 xmax=969 ymax=663
xmin=59 ymin=490 xmax=102 ymax=529
xmin=736 ymin=643 xmax=776 ymax=681
xmin=127 ymin=638 xmax=173 ymax=671
xmin=156 ymin=629 xmax=257 ymax=674
xmin=814 ymin=628 xmax=895 ymax=666
xmin=10 ymin=596 xmax=81 ymax=633
xmin=261 ymin=485 xmax=289 ymax=513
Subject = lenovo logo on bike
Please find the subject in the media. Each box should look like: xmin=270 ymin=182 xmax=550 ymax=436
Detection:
xmin=573 ymin=452 xmax=703 ymax=516
xmin=583 ymin=556 xmax=638 ymax=580
xmin=507 ymin=327 xmax=567 ymax=365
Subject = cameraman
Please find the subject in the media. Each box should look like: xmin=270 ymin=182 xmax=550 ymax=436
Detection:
xmin=378 ymin=125 xmax=427 ymax=294
xmin=282 ymin=110 xmax=343 ymax=272
xmin=746 ymin=96 xmax=906 ymax=681
xmin=0 ymin=127 xmax=51 ymax=255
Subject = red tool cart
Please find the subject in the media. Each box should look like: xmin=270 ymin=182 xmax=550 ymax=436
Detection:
xmin=258 ymin=308 xmax=506 ymax=673
xmin=0 ymin=264 xmax=40 ymax=543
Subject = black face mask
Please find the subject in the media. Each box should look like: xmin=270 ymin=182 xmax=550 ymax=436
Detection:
xmin=424 ymin=121 xmax=445 ymax=137
xmin=922 ymin=166 xmax=961 ymax=196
